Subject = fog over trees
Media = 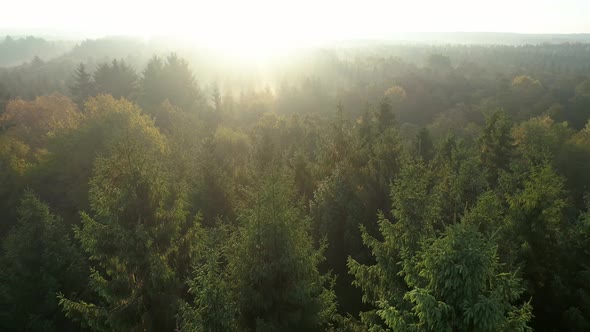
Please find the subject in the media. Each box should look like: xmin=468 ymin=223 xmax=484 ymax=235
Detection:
xmin=1 ymin=31 xmax=590 ymax=331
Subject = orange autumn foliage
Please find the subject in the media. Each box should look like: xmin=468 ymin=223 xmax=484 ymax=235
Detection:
xmin=0 ymin=93 xmax=80 ymax=149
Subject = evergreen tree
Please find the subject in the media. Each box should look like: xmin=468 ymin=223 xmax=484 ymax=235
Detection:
xmin=28 ymin=95 xmax=151 ymax=226
xmin=58 ymin=104 xmax=202 ymax=331
xmin=559 ymin=205 xmax=590 ymax=330
xmin=0 ymin=192 xmax=86 ymax=332
xmin=377 ymin=97 xmax=395 ymax=132
xmin=311 ymin=164 xmax=370 ymax=315
xmin=415 ymin=128 xmax=434 ymax=162
xmin=349 ymin=222 xmax=532 ymax=331
xmin=0 ymin=82 xmax=10 ymax=115
xmin=94 ymin=59 xmax=138 ymax=100
xmin=211 ymin=83 xmax=222 ymax=113
xmin=69 ymin=62 xmax=95 ymax=106
xmin=138 ymin=56 xmax=164 ymax=112
xmin=139 ymin=53 xmax=200 ymax=113
xmin=479 ymin=110 xmax=514 ymax=185
xmin=504 ymin=162 xmax=570 ymax=330
xmin=432 ymin=135 xmax=488 ymax=222
xmin=179 ymin=227 xmax=237 ymax=332
xmin=227 ymin=175 xmax=336 ymax=331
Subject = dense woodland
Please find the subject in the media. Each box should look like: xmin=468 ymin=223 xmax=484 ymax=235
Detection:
xmin=1 ymin=36 xmax=590 ymax=331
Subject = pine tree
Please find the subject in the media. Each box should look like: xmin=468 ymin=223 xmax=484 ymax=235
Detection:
xmin=58 ymin=103 xmax=202 ymax=331
xmin=94 ymin=59 xmax=138 ymax=100
xmin=377 ymin=97 xmax=395 ymax=132
xmin=211 ymin=83 xmax=222 ymax=113
xmin=0 ymin=192 xmax=86 ymax=332
xmin=415 ymin=127 xmax=434 ymax=162
xmin=432 ymin=136 xmax=488 ymax=223
xmin=0 ymin=82 xmax=10 ymax=115
xmin=138 ymin=55 xmax=164 ymax=113
xmin=559 ymin=205 xmax=590 ymax=330
xmin=348 ymin=221 xmax=532 ymax=332
xmin=310 ymin=164 xmax=370 ymax=315
xmin=504 ymin=162 xmax=570 ymax=330
xmin=139 ymin=53 xmax=200 ymax=112
xmin=227 ymin=175 xmax=336 ymax=331
xmin=479 ymin=110 xmax=514 ymax=185
xmin=179 ymin=227 xmax=237 ymax=332
xmin=69 ymin=62 xmax=95 ymax=106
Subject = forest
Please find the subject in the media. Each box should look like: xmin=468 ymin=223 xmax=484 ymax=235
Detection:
xmin=1 ymin=36 xmax=590 ymax=332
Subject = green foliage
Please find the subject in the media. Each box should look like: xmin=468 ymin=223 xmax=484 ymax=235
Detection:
xmin=28 ymin=95 xmax=153 ymax=224
xmin=139 ymin=54 xmax=201 ymax=113
xmin=58 ymin=102 xmax=203 ymax=331
xmin=415 ymin=128 xmax=434 ymax=162
xmin=558 ymin=205 xmax=590 ymax=330
xmin=377 ymin=98 xmax=395 ymax=132
xmin=69 ymin=62 xmax=95 ymax=106
xmin=349 ymin=221 xmax=532 ymax=332
xmin=504 ymin=162 xmax=571 ymax=329
xmin=478 ymin=110 xmax=514 ymax=185
xmin=179 ymin=226 xmax=237 ymax=332
xmin=390 ymin=157 xmax=442 ymax=254
xmin=0 ymin=136 xmax=31 ymax=235
xmin=93 ymin=59 xmax=138 ymax=100
xmin=3 ymin=41 xmax=590 ymax=331
xmin=227 ymin=175 xmax=336 ymax=331
xmin=0 ymin=192 xmax=86 ymax=331
xmin=433 ymin=136 xmax=488 ymax=223
xmin=512 ymin=116 xmax=573 ymax=165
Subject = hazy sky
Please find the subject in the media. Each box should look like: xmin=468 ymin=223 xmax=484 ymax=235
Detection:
xmin=1 ymin=0 xmax=589 ymax=41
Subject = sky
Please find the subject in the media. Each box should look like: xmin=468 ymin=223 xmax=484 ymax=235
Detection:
xmin=1 ymin=0 xmax=589 ymax=45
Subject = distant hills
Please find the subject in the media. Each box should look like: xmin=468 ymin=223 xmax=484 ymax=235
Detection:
xmin=1 ymin=31 xmax=590 ymax=68
xmin=381 ymin=32 xmax=590 ymax=45
xmin=0 ymin=36 xmax=74 ymax=67
xmin=333 ymin=32 xmax=590 ymax=47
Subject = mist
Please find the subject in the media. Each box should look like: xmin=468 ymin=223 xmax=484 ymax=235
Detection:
xmin=2 ymin=2 xmax=590 ymax=332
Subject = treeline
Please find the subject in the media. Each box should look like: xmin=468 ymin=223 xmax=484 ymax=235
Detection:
xmin=2 ymin=38 xmax=590 ymax=112
xmin=0 ymin=45 xmax=590 ymax=331
xmin=0 ymin=36 xmax=72 ymax=67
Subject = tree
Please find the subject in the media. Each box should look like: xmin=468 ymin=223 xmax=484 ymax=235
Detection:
xmin=139 ymin=54 xmax=200 ymax=113
xmin=432 ymin=135 xmax=488 ymax=223
xmin=310 ymin=164 xmax=371 ymax=314
xmin=511 ymin=116 xmax=573 ymax=166
xmin=349 ymin=222 xmax=532 ymax=331
xmin=427 ymin=54 xmax=452 ymax=72
xmin=0 ymin=93 xmax=80 ymax=150
xmin=0 ymin=82 xmax=10 ymax=115
xmin=211 ymin=83 xmax=222 ymax=113
xmin=0 ymin=136 xmax=31 ymax=236
xmin=227 ymin=175 xmax=336 ymax=331
xmin=384 ymin=85 xmax=407 ymax=106
xmin=0 ymin=192 xmax=86 ymax=332
xmin=558 ymin=205 xmax=590 ymax=330
xmin=415 ymin=128 xmax=434 ymax=162
xmin=478 ymin=110 xmax=514 ymax=185
xmin=560 ymin=121 xmax=590 ymax=207
xmin=504 ymin=162 xmax=570 ymax=331
xmin=27 ymin=95 xmax=151 ymax=225
xmin=58 ymin=100 xmax=202 ymax=331
xmin=69 ymin=62 xmax=95 ymax=106
xmin=568 ymin=79 xmax=590 ymax=129
xmin=93 ymin=59 xmax=138 ymax=100
xmin=510 ymin=75 xmax=548 ymax=119
xmin=137 ymin=56 xmax=164 ymax=112
xmin=179 ymin=226 xmax=237 ymax=332
xmin=377 ymin=97 xmax=395 ymax=132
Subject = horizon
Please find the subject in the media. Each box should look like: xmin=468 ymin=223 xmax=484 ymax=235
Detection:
xmin=1 ymin=1 xmax=589 ymax=49
xmin=3 ymin=3 xmax=590 ymax=331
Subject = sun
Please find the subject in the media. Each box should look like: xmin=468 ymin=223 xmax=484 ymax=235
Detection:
xmin=175 ymin=24 xmax=304 ymax=64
